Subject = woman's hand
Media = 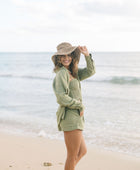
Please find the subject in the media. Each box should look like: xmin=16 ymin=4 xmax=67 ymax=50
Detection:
xmin=78 ymin=99 xmax=84 ymax=117
xmin=78 ymin=46 xmax=89 ymax=57
xmin=80 ymin=110 xmax=84 ymax=117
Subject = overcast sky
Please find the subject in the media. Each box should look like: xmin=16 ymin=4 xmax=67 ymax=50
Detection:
xmin=0 ymin=0 xmax=140 ymax=52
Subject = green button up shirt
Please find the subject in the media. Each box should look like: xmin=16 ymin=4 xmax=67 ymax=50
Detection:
xmin=52 ymin=54 xmax=96 ymax=130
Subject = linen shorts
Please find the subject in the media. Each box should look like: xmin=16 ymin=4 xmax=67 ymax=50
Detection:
xmin=59 ymin=108 xmax=85 ymax=131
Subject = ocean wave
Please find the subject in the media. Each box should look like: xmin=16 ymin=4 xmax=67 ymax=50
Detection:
xmin=1 ymin=74 xmax=140 ymax=85
xmin=0 ymin=73 xmax=52 ymax=80
xmin=87 ymin=76 xmax=140 ymax=85
xmin=108 ymin=76 xmax=140 ymax=84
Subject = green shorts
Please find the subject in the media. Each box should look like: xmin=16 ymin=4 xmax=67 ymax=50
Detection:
xmin=59 ymin=108 xmax=85 ymax=131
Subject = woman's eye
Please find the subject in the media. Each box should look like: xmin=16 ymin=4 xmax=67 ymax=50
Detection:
xmin=61 ymin=55 xmax=71 ymax=58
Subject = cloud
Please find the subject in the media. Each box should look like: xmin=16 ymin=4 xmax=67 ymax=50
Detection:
xmin=11 ymin=0 xmax=140 ymax=26
xmin=10 ymin=0 xmax=93 ymax=35
xmin=9 ymin=0 xmax=140 ymax=42
xmin=75 ymin=0 xmax=140 ymax=18
xmin=1 ymin=0 xmax=139 ymax=51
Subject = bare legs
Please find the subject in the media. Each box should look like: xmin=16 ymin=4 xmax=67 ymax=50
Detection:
xmin=64 ymin=130 xmax=87 ymax=170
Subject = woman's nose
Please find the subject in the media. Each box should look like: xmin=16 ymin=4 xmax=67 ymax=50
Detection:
xmin=64 ymin=55 xmax=69 ymax=59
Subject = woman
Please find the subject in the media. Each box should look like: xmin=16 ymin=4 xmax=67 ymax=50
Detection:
xmin=52 ymin=42 xmax=96 ymax=170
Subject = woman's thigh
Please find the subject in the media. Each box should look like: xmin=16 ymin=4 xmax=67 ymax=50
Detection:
xmin=64 ymin=129 xmax=82 ymax=156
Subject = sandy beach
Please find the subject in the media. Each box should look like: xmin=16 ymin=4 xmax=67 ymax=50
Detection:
xmin=0 ymin=132 xmax=140 ymax=170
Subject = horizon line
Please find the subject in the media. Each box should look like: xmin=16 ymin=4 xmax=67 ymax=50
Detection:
xmin=0 ymin=51 xmax=140 ymax=53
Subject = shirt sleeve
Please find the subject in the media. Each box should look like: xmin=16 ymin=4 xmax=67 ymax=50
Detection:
xmin=53 ymin=69 xmax=84 ymax=112
xmin=78 ymin=53 xmax=96 ymax=81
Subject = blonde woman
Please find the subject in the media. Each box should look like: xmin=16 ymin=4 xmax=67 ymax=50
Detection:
xmin=52 ymin=42 xmax=96 ymax=170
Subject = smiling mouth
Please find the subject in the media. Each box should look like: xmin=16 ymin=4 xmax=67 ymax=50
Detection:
xmin=63 ymin=61 xmax=70 ymax=63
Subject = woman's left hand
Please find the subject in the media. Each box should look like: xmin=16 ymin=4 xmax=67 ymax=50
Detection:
xmin=78 ymin=46 xmax=89 ymax=57
xmin=80 ymin=110 xmax=84 ymax=117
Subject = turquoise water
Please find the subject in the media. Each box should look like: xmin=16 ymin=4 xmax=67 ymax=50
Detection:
xmin=0 ymin=52 xmax=140 ymax=157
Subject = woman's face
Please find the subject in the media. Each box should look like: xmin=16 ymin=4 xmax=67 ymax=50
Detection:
xmin=60 ymin=54 xmax=72 ymax=69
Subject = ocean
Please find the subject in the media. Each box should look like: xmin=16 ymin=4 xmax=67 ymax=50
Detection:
xmin=0 ymin=52 xmax=140 ymax=157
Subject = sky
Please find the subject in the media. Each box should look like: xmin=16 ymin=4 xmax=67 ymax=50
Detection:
xmin=0 ymin=0 xmax=140 ymax=52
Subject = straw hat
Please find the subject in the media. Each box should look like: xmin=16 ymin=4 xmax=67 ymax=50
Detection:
xmin=51 ymin=42 xmax=81 ymax=64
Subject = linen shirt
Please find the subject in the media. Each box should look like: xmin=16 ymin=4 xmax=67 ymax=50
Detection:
xmin=52 ymin=54 xmax=96 ymax=130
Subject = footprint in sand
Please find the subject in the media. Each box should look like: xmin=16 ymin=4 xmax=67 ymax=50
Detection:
xmin=43 ymin=162 xmax=53 ymax=166
xmin=58 ymin=162 xmax=64 ymax=165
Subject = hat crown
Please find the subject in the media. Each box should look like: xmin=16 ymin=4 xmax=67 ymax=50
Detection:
xmin=51 ymin=42 xmax=80 ymax=65
xmin=57 ymin=42 xmax=72 ymax=51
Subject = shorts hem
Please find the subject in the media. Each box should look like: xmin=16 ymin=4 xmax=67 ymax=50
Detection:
xmin=58 ymin=126 xmax=84 ymax=132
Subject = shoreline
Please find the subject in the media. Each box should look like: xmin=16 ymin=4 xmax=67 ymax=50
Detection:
xmin=0 ymin=131 xmax=140 ymax=170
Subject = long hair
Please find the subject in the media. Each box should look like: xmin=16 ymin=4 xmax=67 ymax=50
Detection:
xmin=52 ymin=50 xmax=80 ymax=78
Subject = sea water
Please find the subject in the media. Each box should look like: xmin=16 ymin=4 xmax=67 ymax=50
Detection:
xmin=0 ymin=52 xmax=140 ymax=157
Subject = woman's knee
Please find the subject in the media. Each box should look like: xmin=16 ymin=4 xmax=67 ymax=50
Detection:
xmin=67 ymin=153 xmax=78 ymax=164
xmin=79 ymin=136 xmax=87 ymax=157
xmin=80 ymin=146 xmax=87 ymax=158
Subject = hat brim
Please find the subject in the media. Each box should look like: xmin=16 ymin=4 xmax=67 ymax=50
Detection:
xmin=51 ymin=46 xmax=80 ymax=62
